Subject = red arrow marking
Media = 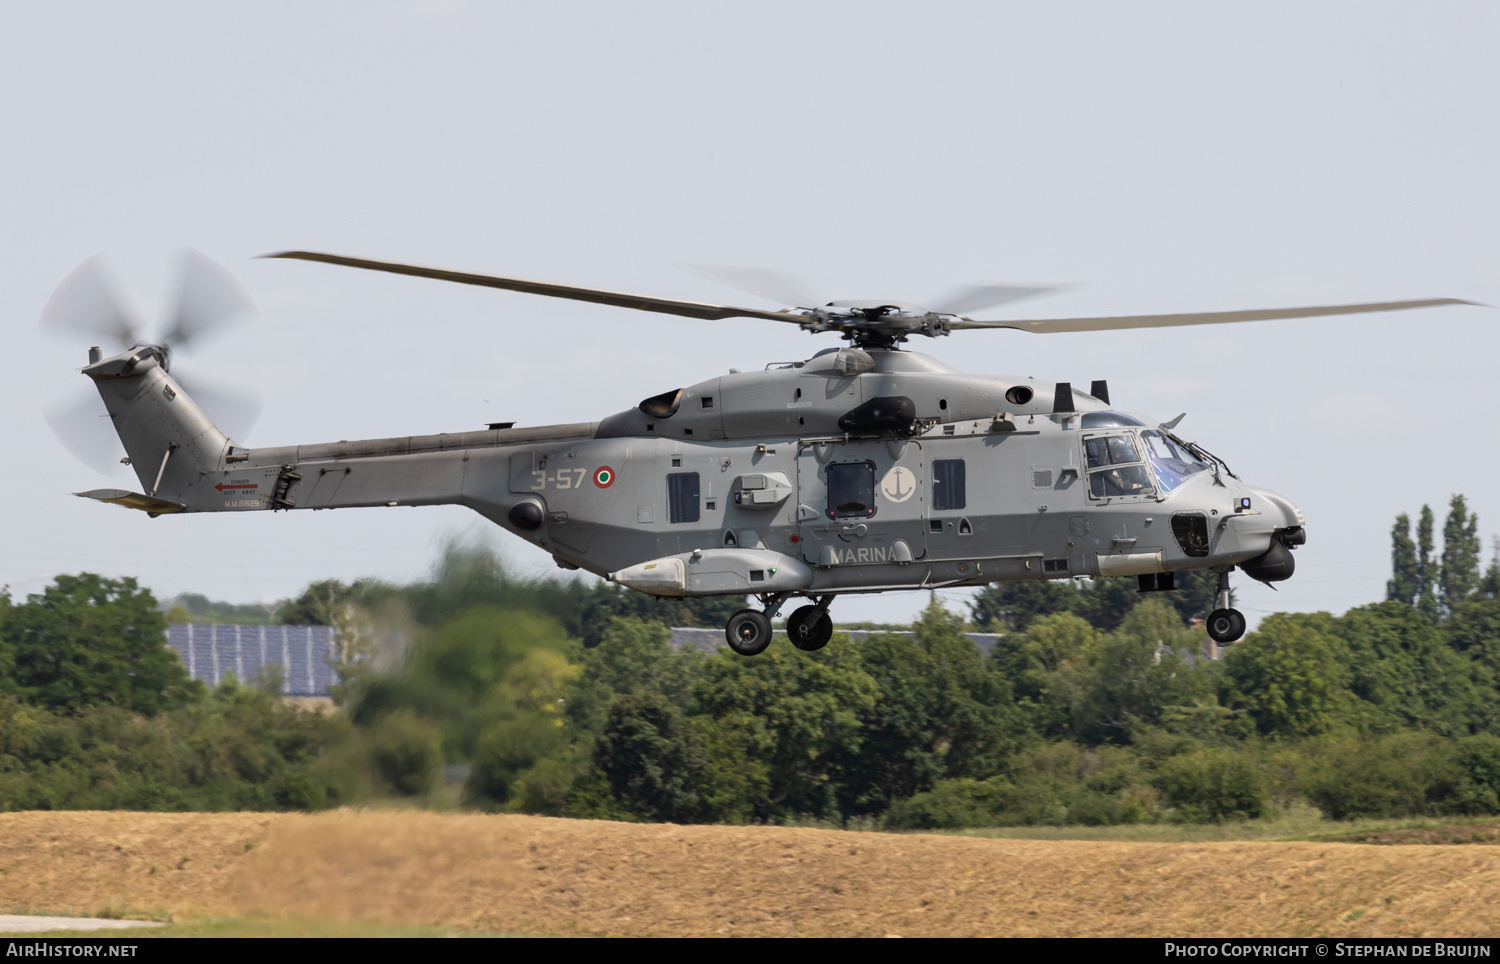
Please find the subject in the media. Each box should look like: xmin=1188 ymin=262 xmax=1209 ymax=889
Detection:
xmin=215 ymin=482 xmax=258 ymax=491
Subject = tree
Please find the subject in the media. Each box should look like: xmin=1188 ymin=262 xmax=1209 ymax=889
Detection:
xmin=275 ymin=579 xmax=367 ymax=626
xmin=1066 ymin=599 xmax=1210 ymax=743
xmin=690 ymin=644 xmax=877 ymax=819
xmin=0 ymin=574 xmax=198 ymax=716
xmin=1417 ymin=504 xmax=1439 ymax=620
xmin=593 ymin=694 xmax=711 ymax=822
xmin=971 ymin=579 xmax=1096 ymax=632
xmin=572 ymin=582 xmax=744 ymax=648
xmin=1387 ymin=512 xmax=1420 ymax=605
xmin=1333 ymin=602 xmax=1477 ymax=736
xmin=835 ymin=602 xmax=1019 ymax=814
xmin=1440 ymin=495 xmax=1482 ymax=616
xmin=1220 ymin=612 xmax=1351 ymax=737
xmin=971 ymin=572 xmax=1222 ymax=635
xmin=989 ymin=611 xmax=1097 ymax=737
xmin=569 ymin=617 xmax=701 ymax=734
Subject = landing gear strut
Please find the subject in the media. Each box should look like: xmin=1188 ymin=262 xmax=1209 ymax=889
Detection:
xmin=724 ymin=593 xmax=837 ymax=656
xmin=1205 ymin=569 xmax=1246 ymax=644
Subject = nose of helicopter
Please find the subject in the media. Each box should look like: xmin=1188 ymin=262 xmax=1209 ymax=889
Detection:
xmin=1227 ymin=483 xmax=1305 ymax=582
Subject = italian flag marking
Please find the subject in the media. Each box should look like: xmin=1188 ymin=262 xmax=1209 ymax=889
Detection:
xmin=594 ymin=466 xmax=616 ymax=488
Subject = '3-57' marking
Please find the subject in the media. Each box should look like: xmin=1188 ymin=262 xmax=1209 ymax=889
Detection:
xmin=531 ymin=469 xmax=588 ymax=490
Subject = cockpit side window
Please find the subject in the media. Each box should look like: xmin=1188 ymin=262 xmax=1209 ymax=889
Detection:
xmin=1085 ymin=434 xmax=1140 ymax=468
xmin=1140 ymin=430 xmax=1209 ymax=493
xmin=1084 ymin=433 xmax=1155 ymax=499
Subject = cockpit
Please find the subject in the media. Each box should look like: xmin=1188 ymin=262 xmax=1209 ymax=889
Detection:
xmin=1081 ymin=414 xmax=1211 ymax=499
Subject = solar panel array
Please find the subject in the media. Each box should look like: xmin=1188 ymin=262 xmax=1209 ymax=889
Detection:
xmin=164 ymin=624 xmax=340 ymax=696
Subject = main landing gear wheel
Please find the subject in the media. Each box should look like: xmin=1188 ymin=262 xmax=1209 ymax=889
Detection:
xmin=787 ymin=605 xmax=834 ymax=652
xmin=726 ymin=609 xmax=774 ymax=656
xmin=1206 ymin=608 xmax=1247 ymax=644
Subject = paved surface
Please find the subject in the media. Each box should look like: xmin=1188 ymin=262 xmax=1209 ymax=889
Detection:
xmin=0 ymin=916 xmax=166 ymax=933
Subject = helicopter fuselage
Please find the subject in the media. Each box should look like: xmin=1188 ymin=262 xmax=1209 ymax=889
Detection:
xmin=78 ymin=344 xmax=1305 ymax=607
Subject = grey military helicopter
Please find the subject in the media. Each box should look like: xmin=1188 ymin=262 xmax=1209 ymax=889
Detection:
xmin=46 ymin=250 xmax=1476 ymax=656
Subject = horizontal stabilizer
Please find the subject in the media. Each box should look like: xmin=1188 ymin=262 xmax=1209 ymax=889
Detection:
xmin=74 ymin=488 xmax=186 ymax=514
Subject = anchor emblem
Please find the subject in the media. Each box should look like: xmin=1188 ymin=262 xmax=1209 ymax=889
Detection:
xmin=880 ymin=466 xmax=916 ymax=504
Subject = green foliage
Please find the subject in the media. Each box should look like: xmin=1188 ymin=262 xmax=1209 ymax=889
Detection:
xmin=1417 ymin=504 xmax=1439 ymax=620
xmin=1065 ymin=599 xmax=1210 ymax=742
xmin=15 ymin=488 xmax=1500 ymax=828
xmin=1440 ymin=495 xmax=1483 ymax=615
xmin=690 ymin=642 xmax=877 ymax=820
xmin=0 ymin=684 xmax=350 ymax=812
xmin=163 ymin=593 xmax=276 ymax=625
xmin=886 ymin=743 xmax=1159 ymax=829
xmin=572 ymin=582 xmax=745 ymax=648
xmin=971 ymin=571 xmax=1222 ymax=634
xmin=883 ymin=777 xmax=1014 ymax=829
xmin=1221 ymin=613 xmax=1351 ymax=737
xmin=1387 ymin=513 xmax=1419 ymax=605
xmin=1451 ymin=734 xmax=1500 ymax=815
xmin=1332 ymin=603 xmax=1476 ymax=735
xmin=1156 ymin=748 xmax=1270 ymax=822
xmin=569 ymin=617 xmax=700 ymax=735
xmin=364 ymin=709 xmax=442 ymax=797
xmin=1297 ymin=731 xmax=1460 ymax=819
xmin=835 ymin=602 xmax=1019 ymax=814
xmin=593 ymin=694 xmax=711 ymax=822
xmin=0 ymin=574 xmax=198 ymax=716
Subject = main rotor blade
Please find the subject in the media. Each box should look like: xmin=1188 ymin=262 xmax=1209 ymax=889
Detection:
xmin=929 ymin=284 xmax=1065 ymax=317
xmin=949 ymin=298 xmax=1481 ymax=334
xmin=262 ymin=251 xmax=809 ymax=324
xmin=40 ymin=256 xmax=140 ymax=350
xmin=681 ymin=264 xmax=828 ymax=310
xmin=163 ymin=248 xmax=257 ymax=349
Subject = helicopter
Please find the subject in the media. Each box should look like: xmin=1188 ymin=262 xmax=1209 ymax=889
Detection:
xmin=45 ymin=250 xmax=1477 ymax=656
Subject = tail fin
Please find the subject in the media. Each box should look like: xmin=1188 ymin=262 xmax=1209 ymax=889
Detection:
xmin=80 ymin=347 xmax=236 ymax=510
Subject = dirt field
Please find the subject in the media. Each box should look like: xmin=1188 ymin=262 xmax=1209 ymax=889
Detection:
xmin=2 ymin=811 xmax=1499 ymax=937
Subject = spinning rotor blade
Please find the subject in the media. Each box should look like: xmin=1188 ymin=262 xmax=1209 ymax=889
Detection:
xmin=262 ymin=250 xmax=808 ymax=324
xmin=949 ymin=298 xmax=1480 ymax=333
xmin=44 ymin=388 xmax=127 ymax=476
xmin=163 ymin=248 xmax=257 ymax=349
xmin=172 ymin=371 xmax=263 ymax=443
xmin=929 ymin=284 xmax=1064 ymax=317
xmin=681 ymin=264 xmax=828 ymax=310
xmin=40 ymin=256 xmax=139 ymax=350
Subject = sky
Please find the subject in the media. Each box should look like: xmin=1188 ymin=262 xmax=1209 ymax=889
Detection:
xmin=3 ymin=2 xmax=1497 ymax=628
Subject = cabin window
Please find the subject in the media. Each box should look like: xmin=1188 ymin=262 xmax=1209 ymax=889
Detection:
xmin=667 ymin=472 xmax=700 ymax=523
xmin=932 ymin=459 xmax=966 ymax=511
xmin=826 ymin=461 xmax=876 ymax=519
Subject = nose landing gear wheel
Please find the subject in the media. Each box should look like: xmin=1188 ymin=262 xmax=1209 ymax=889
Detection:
xmin=787 ymin=605 xmax=834 ymax=652
xmin=726 ymin=609 xmax=774 ymax=656
xmin=1206 ymin=608 xmax=1247 ymax=644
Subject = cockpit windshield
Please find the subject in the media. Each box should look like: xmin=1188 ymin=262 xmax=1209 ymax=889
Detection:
xmin=1139 ymin=430 xmax=1209 ymax=493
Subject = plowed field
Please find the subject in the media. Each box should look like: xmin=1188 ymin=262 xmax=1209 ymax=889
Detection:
xmin=2 ymin=811 xmax=1498 ymax=937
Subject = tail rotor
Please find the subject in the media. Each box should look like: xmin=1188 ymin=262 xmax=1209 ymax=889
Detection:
xmin=41 ymin=249 xmax=263 ymax=475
